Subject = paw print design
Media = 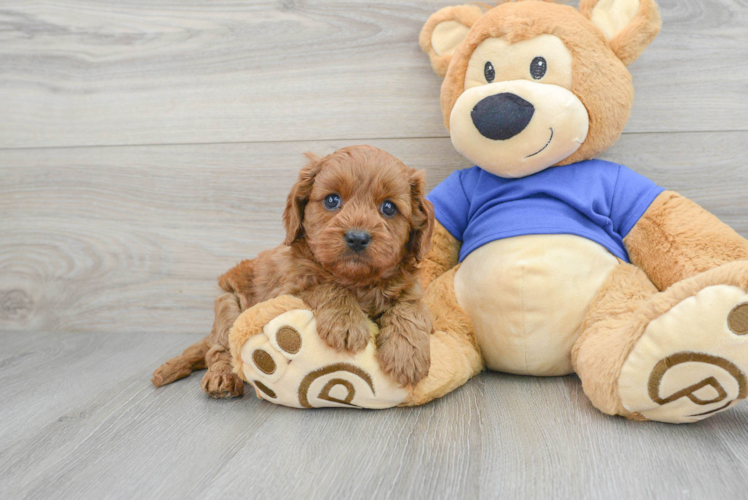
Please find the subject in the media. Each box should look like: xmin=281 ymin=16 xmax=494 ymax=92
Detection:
xmin=619 ymin=284 xmax=748 ymax=423
xmin=232 ymin=307 xmax=409 ymax=409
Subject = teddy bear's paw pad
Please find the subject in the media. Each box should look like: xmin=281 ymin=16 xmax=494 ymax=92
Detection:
xmin=619 ymin=285 xmax=748 ymax=423
xmin=240 ymin=330 xmax=289 ymax=384
xmin=238 ymin=309 xmax=408 ymax=409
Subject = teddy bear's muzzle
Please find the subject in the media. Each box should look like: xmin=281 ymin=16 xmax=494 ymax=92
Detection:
xmin=449 ymin=79 xmax=589 ymax=179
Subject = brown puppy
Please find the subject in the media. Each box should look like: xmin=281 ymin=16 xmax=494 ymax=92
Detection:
xmin=153 ymin=145 xmax=435 ymax=397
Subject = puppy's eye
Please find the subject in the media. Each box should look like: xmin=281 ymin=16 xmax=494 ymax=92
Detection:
xmin=484 ymin=61 xmax=495 ymax=83
xmin=380 ymin=200 xmax=397 ymax=218
xmin=323 ymin=194 xmax=341 ymax=210
xmin=530 ymin=57 xmax=547 ymax=80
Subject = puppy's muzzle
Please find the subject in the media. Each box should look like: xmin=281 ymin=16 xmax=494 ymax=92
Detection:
xmin=345 ymin=230 xmax=371 ymax=253
xmin=471 ymin=93 xmax=535 ymax=140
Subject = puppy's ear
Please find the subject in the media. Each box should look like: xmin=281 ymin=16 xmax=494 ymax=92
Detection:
xmin=283 ymin=153 xmax=322 ymax=246
xmin=408 ymin=169 xmax=435 ymax=263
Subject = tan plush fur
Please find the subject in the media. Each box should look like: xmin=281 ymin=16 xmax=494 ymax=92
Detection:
xmin=406 ymin=0 xmax=748 ymax=420
xmin=404 ymin=329 xmax=483 ymax=406
xmin=406 ymin=266 xmax=484 ymax=406
xmin=422 ymin=265 xmax=479 ymax=352
xmin=571 ymin=263 xmax=657 ymax=418
xmin=575 ymin=260 xmax=748 ymax=419
xmin=419 ymin=220 xmax=461 ymax=290
xmin=419 ymin=4 xmax=485 ymax=78
xmin=411 ymin=211 xmax=748 ymax=414
xmin=156 ymin=1 xmax=748 ymax=422
xmin=624 ymin=191 xmax=748 ymax=291
xmin=624 ymin=261 xmax=748 ymax=349
xmin=228 ymin=295 xmax=311 ymax=383
xmin=579 ymin=0 xmax=662 ymax=66
xmin=429 ymin=1 xmax=637 ymax=167
xmin=153 ymin=146 xmax=437 ymax=394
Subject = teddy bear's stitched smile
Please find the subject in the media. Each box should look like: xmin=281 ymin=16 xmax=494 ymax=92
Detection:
xmin=525 ymin=127 xmax=554 ymax=159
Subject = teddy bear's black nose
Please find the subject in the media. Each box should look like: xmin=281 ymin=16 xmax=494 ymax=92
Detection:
xmin=471 ymin=93 xmax=535 ymax=140
xmin=345 ymin=230 xmax=371 ymax=253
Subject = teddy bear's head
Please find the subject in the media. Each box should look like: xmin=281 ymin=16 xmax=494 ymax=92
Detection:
xmin=420 ymin=0 xmax=661 ymax=178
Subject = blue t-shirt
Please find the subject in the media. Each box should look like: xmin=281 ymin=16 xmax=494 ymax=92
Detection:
xmin=426 ymin=159 xmax=664 ymax=263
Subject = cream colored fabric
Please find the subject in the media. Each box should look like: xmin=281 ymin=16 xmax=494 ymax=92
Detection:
xmin=464 ymin=35 xmax=574 ymax=92
xmin=237 ymin=309 xmax=408 ymax=409
xmin=590 ymin=0 xmax=641 ymax=40
xmin=619 ymin=285 xmax=748 ymax=423
xmin=454 ymin=235 xmax=619 ymax=375
xmin=449 ymin=79 xmax=589 ymax=179
xmin=432 ymin=20 xmax=470 ymax=57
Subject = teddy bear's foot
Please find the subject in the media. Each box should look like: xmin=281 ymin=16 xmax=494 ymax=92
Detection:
xmin=235 ymin=308 xmax=409 ymax=409
xmin=619 ymin=277 xmax=748 ymax=423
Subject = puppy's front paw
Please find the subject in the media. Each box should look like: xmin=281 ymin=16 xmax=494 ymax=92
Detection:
xmin=376 ymin=328 xmax=430 ymax=387
xmin=315 ymin=311 xmax=371 ymax=353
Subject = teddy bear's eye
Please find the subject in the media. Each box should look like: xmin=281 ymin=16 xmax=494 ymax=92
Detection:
xmin=530 ymin=57 xmax=547 ymax=80
xmin=484 ymin=61 xmax=495 ymax=83
xmin=323 ymin=194 xmax=341 ymax=210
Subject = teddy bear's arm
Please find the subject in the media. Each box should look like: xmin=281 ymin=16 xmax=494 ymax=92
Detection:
xmin=420 ymin=220 xmax=461 ymax=290
xmin=624 ymin=190 xmax=748 ymax=291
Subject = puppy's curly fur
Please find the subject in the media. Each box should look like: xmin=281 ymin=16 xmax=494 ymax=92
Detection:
xmin=153 ymin=146 xmax=435 ymax=397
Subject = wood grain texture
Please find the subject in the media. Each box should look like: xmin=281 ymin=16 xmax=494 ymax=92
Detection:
xmin=2 ymin=331 xmax=748 ymax=499
xmin=0 ymin=0 xmax=746 ymax=149
xmin=0 ymin=137 xmax=470 ymax=334
xmin=3 ymin=132 xmax=748 ymax=335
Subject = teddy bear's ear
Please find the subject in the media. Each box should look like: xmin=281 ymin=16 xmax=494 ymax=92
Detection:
xmin=579 ymin=0 xmax=661 ymax=66
xmin=419 ymin=4 xmax=484 ymax=78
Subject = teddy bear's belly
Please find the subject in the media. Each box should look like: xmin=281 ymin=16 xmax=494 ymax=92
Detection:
xmin=453 ymin=234 xmax=619 ymax=376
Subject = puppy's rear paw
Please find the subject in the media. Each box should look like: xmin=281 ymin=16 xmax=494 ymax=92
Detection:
xmin=376 ymin=330 xmax=431 ymax=387
xmin=201 ymin=364 xmax=244 ymax=399
xmin=152 ymin=363 xmax=189 ymax=387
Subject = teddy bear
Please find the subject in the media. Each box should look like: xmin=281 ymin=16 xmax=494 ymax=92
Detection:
xmin=228 ymin=0 xmax=748 ymax=424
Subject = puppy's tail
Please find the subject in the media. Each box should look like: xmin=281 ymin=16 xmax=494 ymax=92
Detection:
xmin=152 ymin=337 xmax=210 ymax=387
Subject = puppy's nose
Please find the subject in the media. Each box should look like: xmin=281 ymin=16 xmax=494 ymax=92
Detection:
xmin=471 ymin=93 xmax=535 ymax=140
xmin=345 ymin=230 xmax=371 ymax=253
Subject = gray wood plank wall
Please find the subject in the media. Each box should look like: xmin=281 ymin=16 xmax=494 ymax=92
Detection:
xmin=2 ymin=0 xmax=747 ymax=336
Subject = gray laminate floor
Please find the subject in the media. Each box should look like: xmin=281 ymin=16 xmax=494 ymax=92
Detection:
xmin=3 ymin=331 xmax=748 ymax=499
